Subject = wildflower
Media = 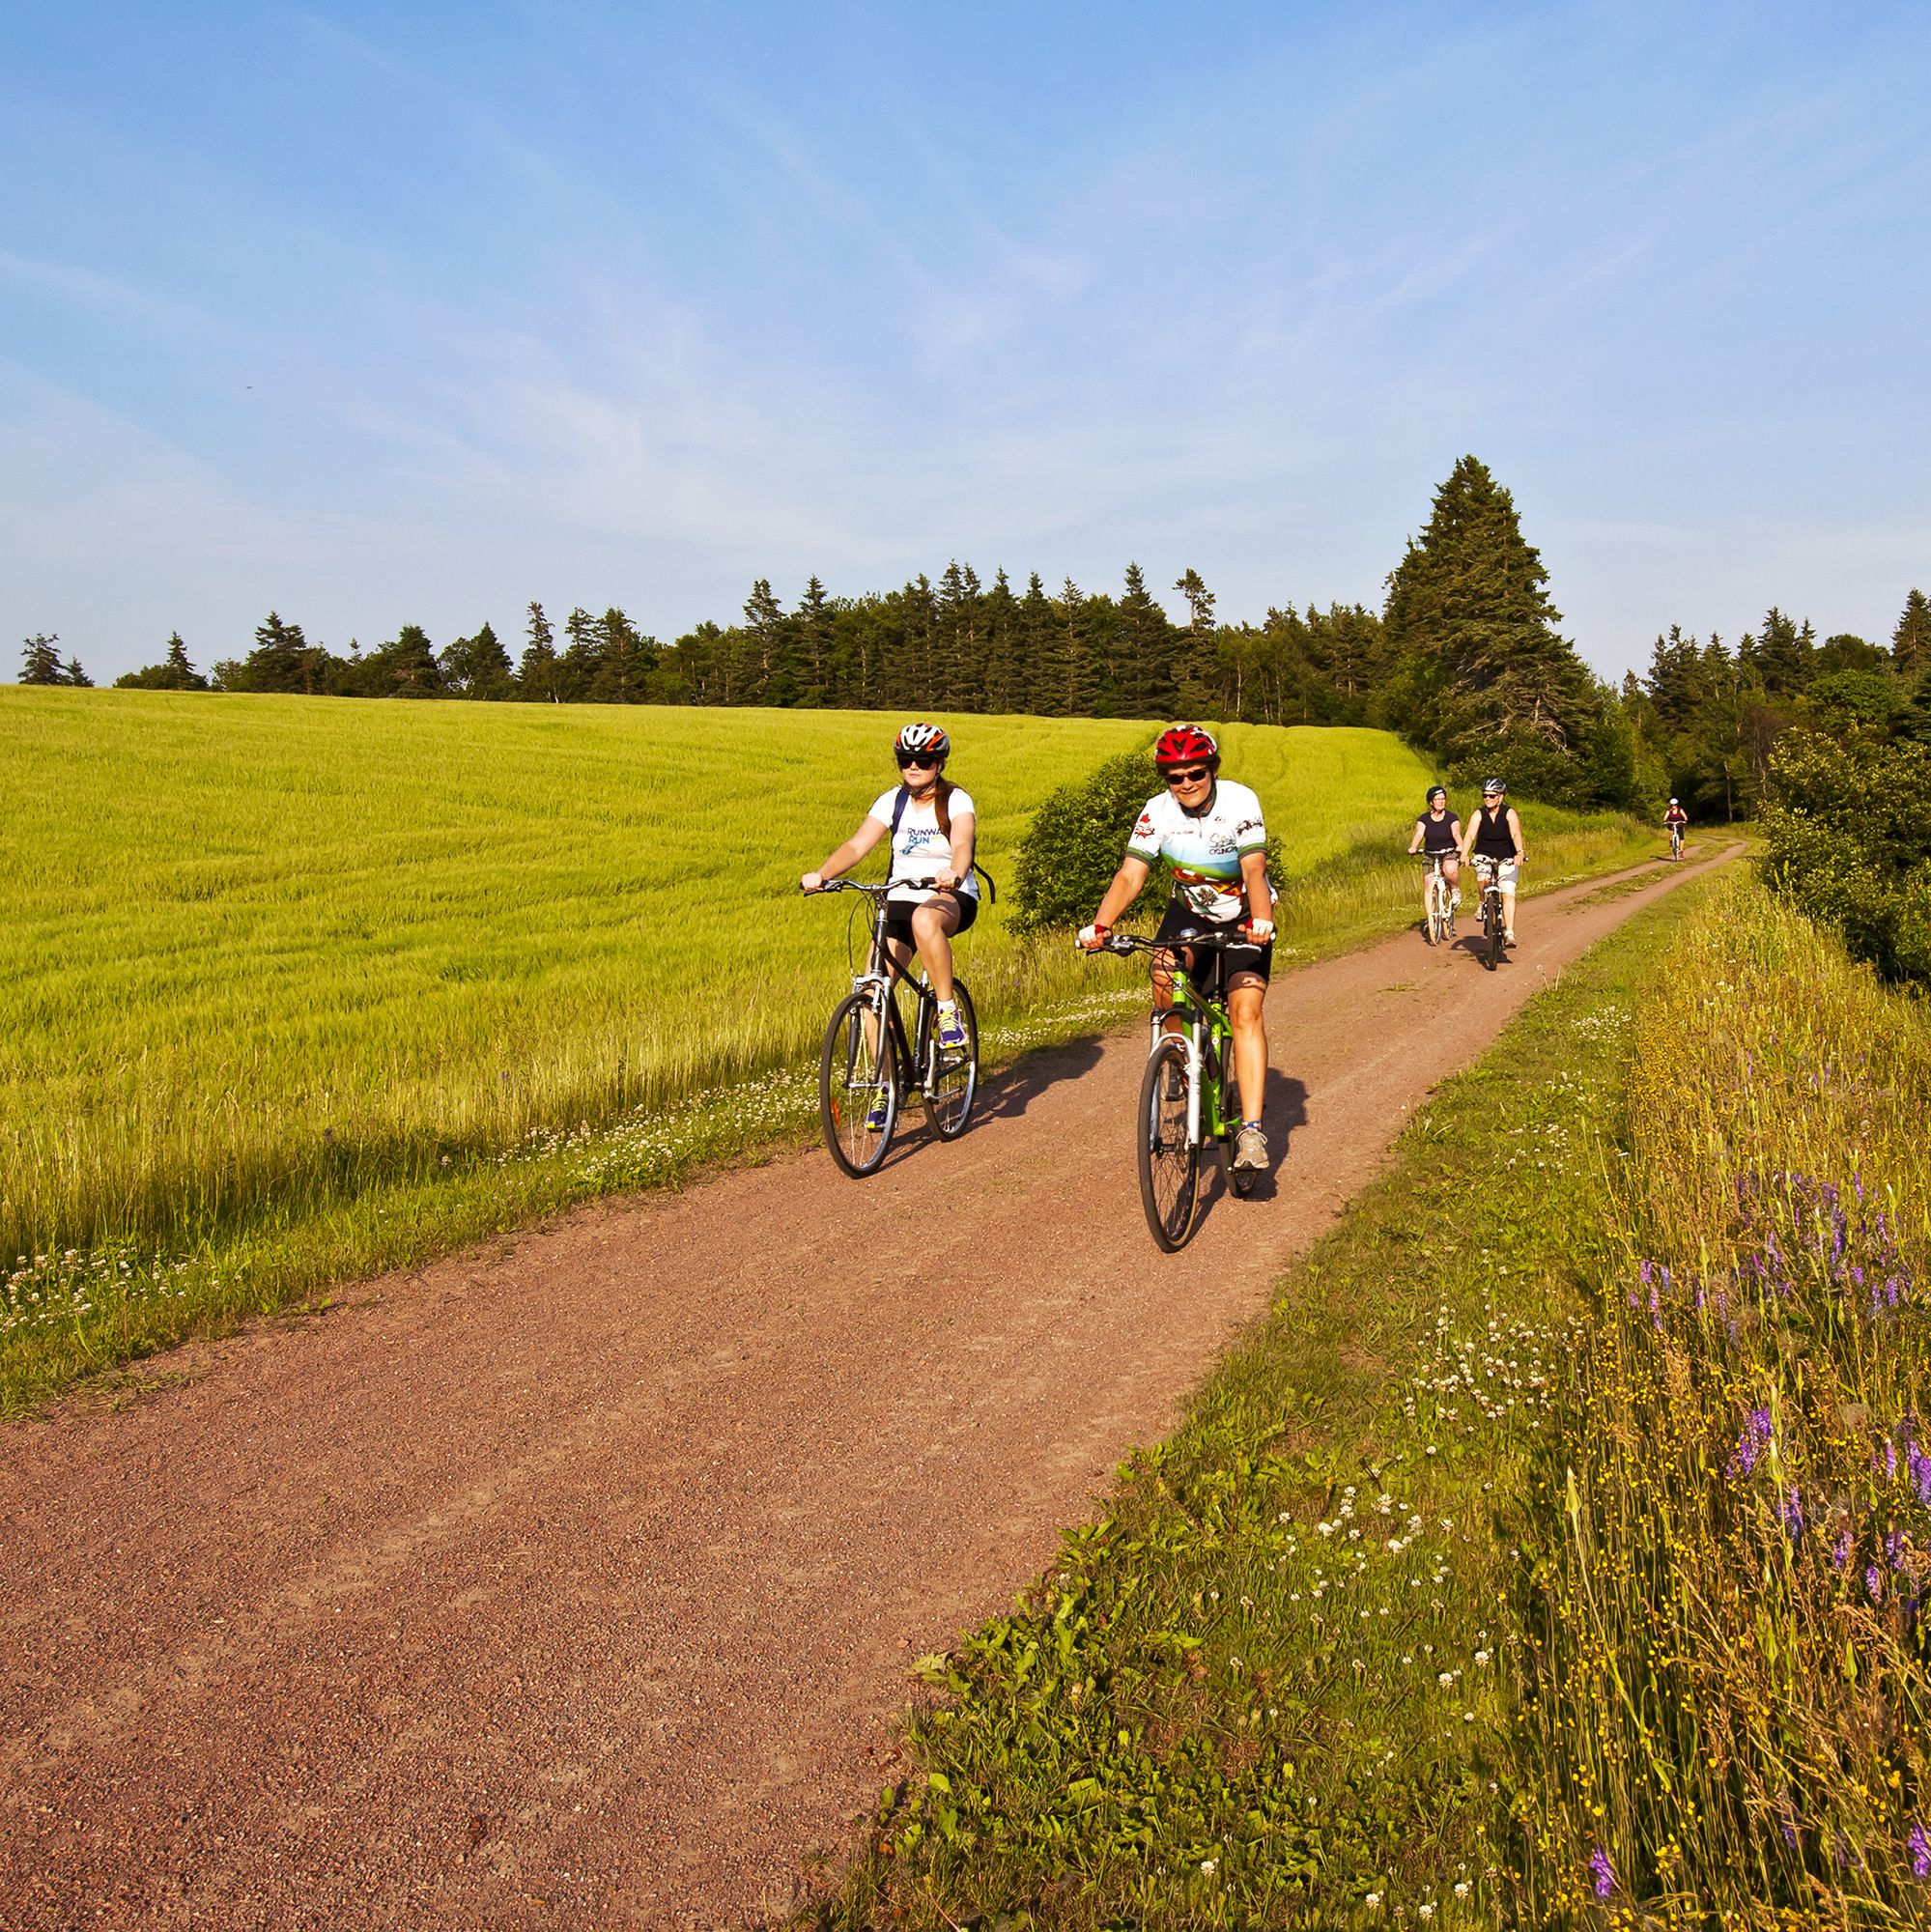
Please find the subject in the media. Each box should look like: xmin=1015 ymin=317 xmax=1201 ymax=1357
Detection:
xmin=1454 ymin=1882 xmax=1470 ymax=1899
xmin=1200 ymin=1858 xmax=1217 ymax=1876
xmin=1912 ymin=1823 xmax=1931 ymax=1879
xmin=1832 ymin=1530 xmax=1853 ymax=1571
xmin=1868 ymin=1565 xmax=1885 ymax=1604
xmin=1728 ymin=1406 xmax=1773 ymax=1480
xmin=1781 ymin=1487 xmax=1803 ymax=1541
xmin=1365 ymin=1893 xmax=1380 ymax=1910
xmin=1589 ymin=1848 xmax=1614 ymax=1899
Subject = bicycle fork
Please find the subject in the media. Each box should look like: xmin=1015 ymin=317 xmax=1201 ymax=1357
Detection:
xmin=1150 ymin=1011 xmax=1206 ymax=1146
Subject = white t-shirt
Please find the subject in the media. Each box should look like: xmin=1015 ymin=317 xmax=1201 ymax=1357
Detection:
xmin=1125 ymin=779 xmax=1271 ymax=923
xmin=868 ymin=785 xmax=980 ymax=904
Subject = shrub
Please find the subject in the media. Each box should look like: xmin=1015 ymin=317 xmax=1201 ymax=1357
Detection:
xmin=1760 ymin=729 xmax=1931 ymax=984
xmin=1008 ymin=748 xmax=1165 ymax=935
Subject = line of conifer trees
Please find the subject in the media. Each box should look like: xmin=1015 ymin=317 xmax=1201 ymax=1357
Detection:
xmin=25 ymin=455 xmax=1924 ymax=818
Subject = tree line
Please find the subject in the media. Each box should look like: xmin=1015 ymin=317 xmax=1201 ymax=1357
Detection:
xmin=22 ymin=455 xmax=1924 ymax=818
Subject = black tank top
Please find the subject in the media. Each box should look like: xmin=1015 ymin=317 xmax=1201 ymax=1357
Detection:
xmin=1473 ymin=803 xmax=1518 ymax=859
xmin=1415 ymin=810 xmax=1460 ymax=854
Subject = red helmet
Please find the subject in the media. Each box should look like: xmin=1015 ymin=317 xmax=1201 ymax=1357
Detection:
xmin=1152 ymin=724 xmax=1219 ymax=769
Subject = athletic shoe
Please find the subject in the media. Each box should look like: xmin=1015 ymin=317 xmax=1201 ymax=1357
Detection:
xmin=937 ymin=1002 xmax=967 ymax=1050
xmin=864 ymin=1093 xmax=891 ymax=1131
xmin=1233 ymin=1124 xmax=1269 ymax=1171
xmin=1505 ymin=929 xmax=1518 ymax=949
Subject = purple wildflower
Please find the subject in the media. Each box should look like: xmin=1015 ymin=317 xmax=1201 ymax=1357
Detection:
xmin=1729 ymin=1407 xmax=1774 ymax=1480
xmin=1588 ymin=1847 xmax=1614 ymax=1899
xmin=1832 ymin=1529 xmax=1852 ymax=1571
xmin=1781 ymin=1487 xmax=1803 ymax=1541
xmin=1888 ymin=1440 xmax=1899 ymax=1481
xmin=1868 ymin=1565 xmax=1885 ymax=1604
xmin=1912 ymin=1823 xmax=1931 ymax=1880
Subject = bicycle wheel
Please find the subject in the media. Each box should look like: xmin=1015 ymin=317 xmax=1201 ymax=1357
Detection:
xmin=819 ymin=991 xmax=898 ymax=1177
xmin=923 ymin=980 xmax=980 ymax=1139
xmin=1137 ymin=1034 xmax=1202 ymax=1251
xmin=1486 ymin=893 xmax=1504 ymax=971
xmin=1428 ymin=880 xmax=1448 ymax=946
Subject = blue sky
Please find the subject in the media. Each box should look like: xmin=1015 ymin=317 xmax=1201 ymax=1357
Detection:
xmin=3 ymin=1 xmax=1927 ymax=683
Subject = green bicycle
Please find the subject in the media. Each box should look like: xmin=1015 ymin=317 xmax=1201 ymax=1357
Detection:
xmin=1093 ymin=923 xmax=1259 ymax=1251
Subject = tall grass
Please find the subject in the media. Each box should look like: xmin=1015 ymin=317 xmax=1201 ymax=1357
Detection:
xmin=1510 ymin=884 xmax=1931 ymax=1921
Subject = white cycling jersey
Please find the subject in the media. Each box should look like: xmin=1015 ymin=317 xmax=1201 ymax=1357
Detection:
xmin=1125 ymin=779 xmax=1272 ymax=923
xmin=868 ymin=785 xmax=980 ymax=905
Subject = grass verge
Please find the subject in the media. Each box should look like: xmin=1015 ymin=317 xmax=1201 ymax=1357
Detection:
xmin=804 ymin=850 xmax=1725 ymax=1928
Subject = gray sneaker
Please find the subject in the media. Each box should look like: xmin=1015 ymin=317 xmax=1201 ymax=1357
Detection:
xmin=1233 ymin=1124 xmax=1269 ymax=1171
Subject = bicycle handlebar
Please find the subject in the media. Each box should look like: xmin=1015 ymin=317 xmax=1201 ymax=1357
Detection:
xmin=806 ymin=875 xmax=949 ymax=895
xmin=1094 ymin=923 xmax=1262 ymax=956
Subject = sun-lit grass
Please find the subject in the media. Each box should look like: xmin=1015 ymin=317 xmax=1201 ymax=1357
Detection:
xmin=0 ymin=693 xmax=1650 ymax=1407
xmin=1508 ymin=881 xmax=1931 ymax=1922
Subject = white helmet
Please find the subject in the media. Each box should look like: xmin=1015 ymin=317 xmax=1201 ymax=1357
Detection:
xmin=894 ymin=721 xmax=950 ymax=759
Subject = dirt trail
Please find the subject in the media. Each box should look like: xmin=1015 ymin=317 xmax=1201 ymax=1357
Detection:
xmin=1 ymin=847 xmax=1732 ymax=1930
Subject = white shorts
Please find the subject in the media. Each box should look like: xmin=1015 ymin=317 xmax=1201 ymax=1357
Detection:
xmin=1474 ymin=854 xmax=1519 ymax=891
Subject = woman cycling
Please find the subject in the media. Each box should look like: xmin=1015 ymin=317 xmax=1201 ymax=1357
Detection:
xmin=1460 ymin=777 xmax=1526 ymax=949
xmin=1407 ymin=783 xmax=1462 ymax=929
xmin=801 ymin=724 xmax=978 ymax=1068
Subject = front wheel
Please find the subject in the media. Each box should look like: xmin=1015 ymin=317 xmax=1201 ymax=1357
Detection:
xmin=1137 ymin=1034 xmax=1202 ymax=1251
xmin=1486 ymin=892 xmax=1504 ymax=971
xmin=923 ymin=980 xmax=980 ymax=1140
xmin=820 ymin=991 xmax=898 ymax=1177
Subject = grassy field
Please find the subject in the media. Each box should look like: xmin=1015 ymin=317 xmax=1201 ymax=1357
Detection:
xmin=0 ymin=694 xmax=1646 ymax=1407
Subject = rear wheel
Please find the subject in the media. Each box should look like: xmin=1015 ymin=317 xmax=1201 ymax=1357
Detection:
xmin=1137 ymin=1034 xmax=1202 ymax=1251
xmin=923 ymin=980 xmax=980 ymax=1140
xmin=820 ymin=991 xmax=898 ymax=1177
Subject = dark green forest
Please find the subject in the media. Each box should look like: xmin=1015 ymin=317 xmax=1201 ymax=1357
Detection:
xmin=25 ymin=458 xmax=1928 ymax=820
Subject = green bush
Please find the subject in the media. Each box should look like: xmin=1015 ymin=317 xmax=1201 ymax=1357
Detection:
xmin=1008 ymin=749 xmax=1165 ymax=935
xmin=1761 ymin=728 xmax=1931 ymax=984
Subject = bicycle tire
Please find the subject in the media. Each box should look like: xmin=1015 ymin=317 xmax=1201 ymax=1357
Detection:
xmin=923 ymin=980 xmax=980 ymax=1140
xmin=1486 ymin=893 xmax=1504 ymax=971
xmin=1137 ymin=1034 xmax=1202 ymax=1251
xmin=819 ymin=990 xmax=898 ymax=1178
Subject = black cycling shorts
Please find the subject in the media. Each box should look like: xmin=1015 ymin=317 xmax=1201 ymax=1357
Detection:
xmin=1154 ymin=899 xmax=1272 ymax=992
xmin=883 ymin=892 xmax=979 ymax=949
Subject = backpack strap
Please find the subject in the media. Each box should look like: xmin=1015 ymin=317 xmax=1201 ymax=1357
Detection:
xmin=892 ymin=781 xmax=999 ymax=903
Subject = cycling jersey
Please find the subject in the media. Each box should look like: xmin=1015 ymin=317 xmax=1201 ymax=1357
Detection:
xmin=1415 ymin=810 xmax=1462 ymax=855
xmin=1126 ymin=780 xmax=1272 ymax=923
xmin=868 ymin=786 xmax=980 ymax=905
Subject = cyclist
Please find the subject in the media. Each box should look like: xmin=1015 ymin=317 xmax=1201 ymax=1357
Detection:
xmin=801 ymin=723 xmax=978 ymax=1079
xmin=1407 ymin=783 xmax=1462 ymax=928
xmin=1663 ymin=797 xmax=1689 ymax=859
xmin=1078 ymin=724 xmax=1276 ymax=1173
xmin=1461 ymin=777 xmax=1526 ymax=949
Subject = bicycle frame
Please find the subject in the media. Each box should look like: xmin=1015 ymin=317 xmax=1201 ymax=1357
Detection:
xmin=837 ymin=881 xmax=953 ymax=1094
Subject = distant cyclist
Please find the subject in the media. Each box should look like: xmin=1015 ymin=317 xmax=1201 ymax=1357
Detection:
xmin=1407 ymin=783 xmax=1462 ymax=926
xmin=1078 ymin=725 xmax=1276 ymax=1173
xmin=1461 ymin=777 xmax=1526 ymax=949
xmin=802 ymin=723 xmax=978 ymax=1070
xmin=1663 ymin=797 xmax=1689 ymax=860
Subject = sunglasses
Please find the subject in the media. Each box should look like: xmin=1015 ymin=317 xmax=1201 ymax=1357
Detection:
xmin=1163 ymin=765 xmax=1212 ymax=785
xmin=896 ymin=753 xmax=942 ymax=770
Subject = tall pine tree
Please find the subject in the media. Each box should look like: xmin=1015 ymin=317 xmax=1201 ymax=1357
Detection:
xmin=1893 ymin=588 xmax=1931 ymax=679
xmin=19 ymin=634 xmax=64 ymax=684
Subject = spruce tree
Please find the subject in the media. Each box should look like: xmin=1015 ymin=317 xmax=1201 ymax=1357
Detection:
xmin=1172 ymin=567 xmax=1217 ymax=715
xmin=1113 ymin=562 xmax=1175 ymax=717
xmin=741 ymin=580 xmax=791 ymax=704
xmin=1893 ymin=588 xmax=1931 ymax=677
xmin=795 ymin=576 xmax=834 ymax=705
xmin=1050 ymin=577 xmax=1098 ymax=716
xmin=374 ymin=624 xmax=441 ymax=697
xmin=1746 ymin=608 xmax=1814 ymax=698
xmin=1381 ymin=455 xmax=1593 ymax=768
xmin=591 ymin=608 xmax=656 ymax=703
xmin=63 ymin=655 xmax=93 ymax=688
xmin=519 ymin=602 xmax=560 ymax=701
xmin=19 ymin=634 xmax=64 ymax=684
xmin=557 ymin=607 xmax=601 ymax=701
xmin=980 ymin=568 xmax=1020 ymax=713
xmin=441 ymin=620 xmax=515 ymax=697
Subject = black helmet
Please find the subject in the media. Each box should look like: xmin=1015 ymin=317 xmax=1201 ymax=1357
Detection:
xmin=1426 ymin=784 xmax=1447 ymax=806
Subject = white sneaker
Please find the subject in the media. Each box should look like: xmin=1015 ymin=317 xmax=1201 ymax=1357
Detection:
xmin=1505 ymin=929 xmax=1518 ymax=949
xmin=1233 ymin=1124 xmax=1269 ymax=1171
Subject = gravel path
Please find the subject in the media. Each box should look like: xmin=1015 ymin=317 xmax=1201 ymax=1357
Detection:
xmin=1 ymin=847 xmax=1731 ymax=1930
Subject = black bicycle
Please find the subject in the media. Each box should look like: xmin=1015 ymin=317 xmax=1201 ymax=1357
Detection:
xmin=808 ymin=878 xmax=980 ymax=1177
xmin=1472 ymin=855 xmax=1508 ymax=971
xmin=1090 ymin=923 xmax=1261 ymax=1251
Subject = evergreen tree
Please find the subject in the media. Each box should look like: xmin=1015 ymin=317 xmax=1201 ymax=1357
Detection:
xmin=519 ymin=602 xmax=561 ymax=701
xmin=19 ymin=634 xmax=65 ymax=684
xmin=1381 ymin=455 xmax=1594 ymax=768
xmin=590 ymin=607 xmax=656 ymax=703
xmin=62 ymin=655 xmax=93 ymax=688
xmin=741 ymin=580 xmax=791 ymax=704
xmin=1049 ymin=577 xmax=1098 ymax=716
xmin=557 ymin=607 xmax=601 ymax=701
xmin=795 ymin=576 xmax=834 ymax=706
xmin=1111 ymin=562 xmax=1175 ymax=717
xmin=217 ymin=611 xmax=330 ymax=694
xmin=1744 ymin=608 xmax=1814 ymax=698
xmin=440 ymin=620 xmax=515 ymax=698
xmin=980 ymin=568 xmax=1021 ymax=713
xmin=371 ymin=623 xmax=442 ymax=697
xmin=1172 ymin=568 xmax=1217 ymax=715
xmin=1893 ymin=588 xmax=1931 ymax=678
xmin=114 ymin=633 xmax=210 ymax=691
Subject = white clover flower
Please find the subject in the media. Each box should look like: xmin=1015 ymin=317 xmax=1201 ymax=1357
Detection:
xmin=1438 ymin=1670 xmax=1455 ymax=1688
xmin=1201 ymin=1858 xmax=1217 ymax=1875
xmin=1455 ymin=1883 xmax=1470 ymax=1899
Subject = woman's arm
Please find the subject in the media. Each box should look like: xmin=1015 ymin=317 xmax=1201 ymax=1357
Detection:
xmin=1241 ymin=849 xmax=1273 ymax=935
xmin=1081 ymin=854 xmax=1154 ymax=944
xmin=1407 ymin=821 xmax=1424 ymax=854
xmin=802 ymin=814 xmax=887 ymax=892
xmin=1509 ymin=809 xmax=1526 ymax=867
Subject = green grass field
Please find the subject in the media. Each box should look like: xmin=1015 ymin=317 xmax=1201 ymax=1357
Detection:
xmin=0 ymin=693 xmax=1647 ymax=1406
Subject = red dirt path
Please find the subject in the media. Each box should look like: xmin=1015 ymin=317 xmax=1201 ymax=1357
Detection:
xmin=1 ymin=848 xmax=1730 ymax=1930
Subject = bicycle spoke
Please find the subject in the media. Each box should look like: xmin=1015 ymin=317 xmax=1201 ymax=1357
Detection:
xmin=1137 ymin=1036 xmax=1200 ymax=1250
xmin=923 ymin=982 xmax=980 ymax=1140
xmin=819 ymin=991 xmax=897 ymax=1177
